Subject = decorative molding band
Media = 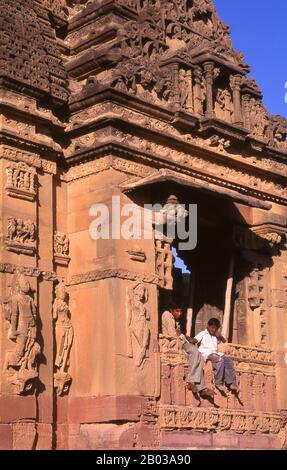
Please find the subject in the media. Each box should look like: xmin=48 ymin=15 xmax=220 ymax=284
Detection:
xmin=220 ymin=343 xmax=275 ymax=366
xmin=63 ymin=156 xmax=152 ymax=182
xmin=0 ymin=146 xmax=57 ymax=175
xmin=70 ymin=268 xmax=159 ymax=286
xmin=159 ymin=336 xmax=275 ymax=368
xmin=159 ymin=405 xmax=282 ymax=435
xmin=0 ymin=263 xmax=57 ymax=281
xmin=65 ymin=141 xmax=287 ymax=206
xmin=68 ymin=101 xmax=287 ymax=181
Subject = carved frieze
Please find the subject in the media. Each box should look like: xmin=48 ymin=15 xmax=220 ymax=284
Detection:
xmin=0 ymin=0 xmax=69 ymax=103
xmin=70 ymin=268 xmax=159 ymax=286
xmin=6 ymin=218 xmax=37 ymax=256
xmin=159 ymin=406 xmax=282 ymax=436
xmin=6 ymin=162 xmax=37 ymax=201
xmin=159 ymin=336 xmax=275 ymax=371
xmin=2 ymin=274 xmax=41 ymax=395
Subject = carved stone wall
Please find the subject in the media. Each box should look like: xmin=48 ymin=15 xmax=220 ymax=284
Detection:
xmin=0 ymin=0 xmax=287 ymax=451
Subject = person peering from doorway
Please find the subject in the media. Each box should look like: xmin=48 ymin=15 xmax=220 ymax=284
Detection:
xmin=193 ymin=318 xmax=239 ymax=394
xmin=161 ymin=303 xmax=214 ymax=399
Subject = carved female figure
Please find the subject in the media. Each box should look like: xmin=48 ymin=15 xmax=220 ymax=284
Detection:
xmin=53 ymin=281 xmax=74 ymax=373
xmin=127 ymin=282 xmax=150 ymax=367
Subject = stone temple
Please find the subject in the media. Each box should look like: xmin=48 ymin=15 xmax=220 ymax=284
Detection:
xmin=0 ymin=0 xmax=287 ymax=450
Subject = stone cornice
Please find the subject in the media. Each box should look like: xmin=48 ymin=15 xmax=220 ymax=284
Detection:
xmin=0 ymin=131 xmax=62 ymax=161
xmin=64 ymin=141 xmax=287 ymax=206
xmin=0 ymin=146 xmax=57 ymax=175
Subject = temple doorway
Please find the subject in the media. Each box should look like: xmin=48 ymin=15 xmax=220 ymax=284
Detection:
xmin=154 ymin=183 xmax=256 ymax=343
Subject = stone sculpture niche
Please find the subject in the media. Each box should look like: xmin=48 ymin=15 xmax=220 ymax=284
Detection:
xmin=126 ymin=282 xmax=150 ymax=368
xmin=6 ymin=218 xmax=37 ymax=256
xmin=53 ymin=280 xmax=74 ymax=396
xmin=2 ymin=274 xmax=41 ymax=395
xmin=6 ymin=162 xmax=37 ymax=201
xmin=54 ymin=231 xmax=70 ymax=266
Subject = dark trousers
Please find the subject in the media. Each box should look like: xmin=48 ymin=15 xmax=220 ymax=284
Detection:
xmin=212 ymin=355 xmax=236 ymax=386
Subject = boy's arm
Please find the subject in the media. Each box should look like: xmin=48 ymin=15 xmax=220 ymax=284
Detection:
xmin=217 ymin=334 xmax=227 ymax=343
xmin=185 ymin=336 xmax=198 ymax=345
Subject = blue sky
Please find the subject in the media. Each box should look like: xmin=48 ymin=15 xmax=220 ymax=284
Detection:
xmin=214 ymin=0 xmax=287 ymax=117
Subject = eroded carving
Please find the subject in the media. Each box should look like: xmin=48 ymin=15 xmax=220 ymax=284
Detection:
xmin=6 ymin=218 xmax=36 ymax=255
xmin=5 ymin=162 xmax=37 ymax=201
xmin=53 ymin=281 xmax=74 ymax=396
xmin=127 ymin=282 xmax=150 ymax=367
xmin=159 ymin=405 xmax=281 ymax=435
xmin=2 ymin=274 xmax=41 ymax=395
xmin=54 ymin=232 xmax=70 ymax=266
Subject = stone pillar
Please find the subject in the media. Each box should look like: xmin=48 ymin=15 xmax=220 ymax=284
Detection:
xmin=203 ymin=61 xmax=215 ymax=118
xmin=36 ymin=170 xmax=55 ymax=450
xmin=230 ymin=74 xmax=243 ymax=125
xmin=269 ymin=252 xmax=287 ymax=410
xmin=65 ymin=166 xmax=160 ymax=448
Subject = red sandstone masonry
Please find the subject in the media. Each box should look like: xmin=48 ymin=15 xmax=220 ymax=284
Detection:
xmin=0 ymin=424 xmax=13 ymax=450
xmin=0 ymin=396 xmax=36 ymax=423
xmin=68 ymin=396 xmax=148 ymax=424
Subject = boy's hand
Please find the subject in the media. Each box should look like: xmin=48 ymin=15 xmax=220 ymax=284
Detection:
xmin=186 ymin=336 xmax=198 ymax=345
xmin=208 ymin=353 xmax=222 ymax=363
xmin=175 ymin=327 xmax=182 ymax=337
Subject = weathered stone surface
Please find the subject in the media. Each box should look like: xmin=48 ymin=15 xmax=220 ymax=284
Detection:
xmin=0 ymin=0 xmax=287 ymax=451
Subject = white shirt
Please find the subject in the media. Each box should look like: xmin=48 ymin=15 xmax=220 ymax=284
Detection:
xmin=194 ymin=329 xmax=224 ymax=362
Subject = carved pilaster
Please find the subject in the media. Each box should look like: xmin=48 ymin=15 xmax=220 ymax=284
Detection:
xmin=230 ymin=74 xmax=243 ymax=125
xmin=203 ymin=61 xmax=215 ymax=118
xmin=193 ymin=66 xmax=205 ymax=116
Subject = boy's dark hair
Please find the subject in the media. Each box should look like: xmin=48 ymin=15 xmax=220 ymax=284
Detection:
xmin=168 ymin=301 xmax=182 ymax=311
xmin=208 ymin=318 xmax=221 ymax=328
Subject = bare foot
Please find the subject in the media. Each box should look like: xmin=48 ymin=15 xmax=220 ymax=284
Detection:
xmin=229 ymin=383 xmax=240 ymax=393
xmin=199 ymin=388 xmax=214 ymax=399
xmin=187 ymin=383 xmax=198 ymax=393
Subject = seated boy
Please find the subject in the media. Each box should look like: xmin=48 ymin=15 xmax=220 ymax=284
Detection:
xmin=162 ymin=303 xmax=214 ymax=398
xmin=193 ymin=318 xmax=239 ymax=393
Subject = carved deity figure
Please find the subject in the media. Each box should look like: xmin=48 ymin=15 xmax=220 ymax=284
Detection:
xmin=127 ymin=282 xmax=150 ymax=367
xmin=249 ymin=99 xmax=269 ymax=139
xmin=53 ymin=281 xmax=74 ymax=395
xmin=54 ymin=231 xmax=69 ymax=256
xmin=193 ymin=66 xmax=206 ymax=115
xmin=179 ymin=68 xmax=194 ymax=112
xmin=3 ymin=274 xmax=40 ymax=394
xmin=215 ymin=88 xmax=233 ymax=122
